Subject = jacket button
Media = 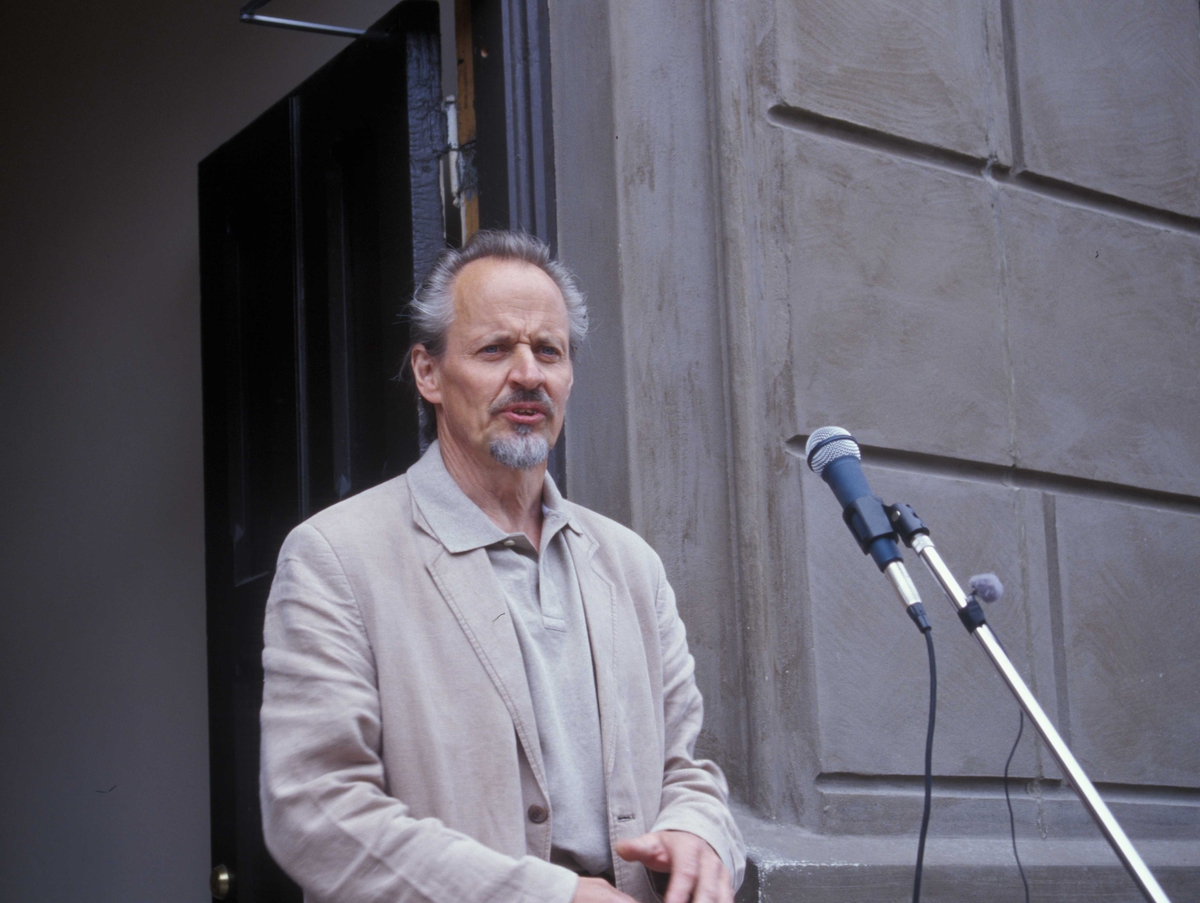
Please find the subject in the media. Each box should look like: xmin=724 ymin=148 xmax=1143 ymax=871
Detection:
xmin=527 ymin=804 xmax=548 ymax=824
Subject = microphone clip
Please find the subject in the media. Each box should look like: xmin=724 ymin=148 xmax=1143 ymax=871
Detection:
xmin=842 ymin=495 xmax=902 ymax=568
xmin=885 ymin=502 xmax=929 ymax=548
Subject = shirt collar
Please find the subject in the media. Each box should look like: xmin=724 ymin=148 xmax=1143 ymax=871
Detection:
xmin=408 ymin=440 xmax=579 ymax=554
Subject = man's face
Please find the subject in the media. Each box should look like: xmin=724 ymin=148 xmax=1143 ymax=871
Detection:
xmin=413 ymin=257 xmax=573 ymax=471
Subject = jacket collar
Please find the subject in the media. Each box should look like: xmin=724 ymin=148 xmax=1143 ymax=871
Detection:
xmin=407 ymin=440 xmax=580 ymax=552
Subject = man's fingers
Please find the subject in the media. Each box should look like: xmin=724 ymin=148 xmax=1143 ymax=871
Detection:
xmin=571 ymin=876 xmax=639 ymax=902
xmin=618 ymin=830 xmax=733 ymax=903
xmin=718 ymin=858 xmax=735 ymax=903
xmin=688 ymin=853 xmax=717 ymax=903
xmin=615 ymin=834 xmax=671 ymax=871
xmin=661 ymin=841 xmax=701 ymax=903
xmin=691 ymin=849 xmax=731 ymax=903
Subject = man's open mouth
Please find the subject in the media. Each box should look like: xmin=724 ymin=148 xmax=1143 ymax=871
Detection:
xmin=503 ymin=404 xmax=547 ymax=422
xmin=491 ymin=390 xmax=555 ymax=423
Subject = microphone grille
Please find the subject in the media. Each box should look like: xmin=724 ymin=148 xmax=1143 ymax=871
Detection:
xmin=805 ymin=426 xmax=860 ymax=476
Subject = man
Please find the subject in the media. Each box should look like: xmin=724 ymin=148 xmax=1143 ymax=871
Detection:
xmin=260 ymin=230 xmax=744 ymax=903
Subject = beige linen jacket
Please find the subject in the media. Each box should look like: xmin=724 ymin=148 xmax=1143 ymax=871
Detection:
xmin=259 ymin=456 xmax=745 ymax=903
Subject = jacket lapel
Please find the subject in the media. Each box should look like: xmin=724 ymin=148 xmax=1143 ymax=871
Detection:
xmin=571 ymin=529 xmax=662 ymax=901
xmin=570 ymin=530 xmax=620 ymax=778
xmin=425 ymin=544 xmax=550 ymax=799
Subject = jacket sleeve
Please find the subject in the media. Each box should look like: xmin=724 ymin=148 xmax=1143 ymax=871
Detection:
xmin=646 ymin=561 xmax=747 ymax=889
xmin=259 ymin=522 xmax=579 ymax=903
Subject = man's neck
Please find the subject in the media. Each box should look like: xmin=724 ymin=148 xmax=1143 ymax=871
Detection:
xmin=437 ymin=435 xmax=546 ymax=548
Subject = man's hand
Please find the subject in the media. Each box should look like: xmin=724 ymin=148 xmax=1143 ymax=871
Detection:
xmin=572 ymin=876 xmax=639 ymax=902
xmin=615 ymin=830 xmax=733 ymax=903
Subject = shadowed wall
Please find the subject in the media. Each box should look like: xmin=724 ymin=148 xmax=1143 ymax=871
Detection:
xmin=0 ymin=3 xmax=400 ymax=900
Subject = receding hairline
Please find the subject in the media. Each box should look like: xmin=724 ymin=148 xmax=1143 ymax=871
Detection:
xmin=438 ymin=255 xmax=572 ymax=340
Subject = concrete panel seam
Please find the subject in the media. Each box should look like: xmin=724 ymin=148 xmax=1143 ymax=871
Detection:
xmin=998 ymin=0 xmax=1025 ymax=172
xmin=1041 ymin=494 xmax=1072 ymax=753
xmin=996 ymin=168 xmax=1200 ymax=237
xmin=815 ymin=773 xmax=1200 ymax=807
xmin=1015 ymin=492 xmax=1046 ymax=788
xmin=981 ymin=0 xmax=1013 ymax=165
xmin=784 ymin=436 xmax=1200 ymax=518
xmin=767 ymin=103 xmax=985 ymax=178
xmin=983 ymin=156 xmax=1020 ymax=467
xmin=766 ymin=103 xmax=1200 ymax=238
xmin=699 ymin=0 xmax=753 ymax=776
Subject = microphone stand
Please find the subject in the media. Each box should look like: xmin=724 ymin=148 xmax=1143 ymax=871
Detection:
xmin=884 ymin=504 xmax=1171 ymax=903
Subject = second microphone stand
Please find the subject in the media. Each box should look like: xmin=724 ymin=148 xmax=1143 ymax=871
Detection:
xmin=882 ymin=503 xmax=1171 ymax=903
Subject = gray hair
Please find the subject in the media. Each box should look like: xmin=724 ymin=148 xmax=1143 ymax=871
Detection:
xmin=406 ymin=230 xmax=589 ymax=447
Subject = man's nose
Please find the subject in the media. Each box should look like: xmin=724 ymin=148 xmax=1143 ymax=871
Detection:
xmin=508 ymin=344 xmax=546 ymax=387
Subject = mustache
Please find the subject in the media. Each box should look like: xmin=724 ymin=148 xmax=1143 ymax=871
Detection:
xmin=488 ymin=388 xmax=556 ymax=417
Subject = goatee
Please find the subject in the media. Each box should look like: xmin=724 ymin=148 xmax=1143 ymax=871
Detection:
xmin=487 ymin=388 xmax=555 ymax=470
xmin=489 ymin=429 xmax=551 ymax=469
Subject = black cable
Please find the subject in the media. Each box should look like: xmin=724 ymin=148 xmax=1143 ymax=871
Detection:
xmin=912 ymin=627 xmax=936 ymax=903
xmin=1004 ymin=710 xmax=1031 ymax=903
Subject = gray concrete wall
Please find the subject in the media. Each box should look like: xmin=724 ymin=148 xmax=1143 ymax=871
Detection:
xmin=0 ymin=2 xmax=397 ymax=900
xmin=555 ymin=0 xmax=1200 ymax=898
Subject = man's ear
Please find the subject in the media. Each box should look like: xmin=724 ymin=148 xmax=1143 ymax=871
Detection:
xmin=411 ymin=345 xmax=442 ymax=405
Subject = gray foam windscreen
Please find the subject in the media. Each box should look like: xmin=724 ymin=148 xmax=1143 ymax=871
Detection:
xmin=968 ymin=573 xmax=1004 ymax=603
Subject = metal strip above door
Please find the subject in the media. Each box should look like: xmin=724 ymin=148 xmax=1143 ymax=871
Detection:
xmin=240 ymin=0 xmax=366 ymax=38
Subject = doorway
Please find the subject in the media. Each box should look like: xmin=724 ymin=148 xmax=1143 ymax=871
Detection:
xmin=198 ymin=0 xmax=557 ymax=898
xmin=200 ymin=4 xmax=440 ymax=899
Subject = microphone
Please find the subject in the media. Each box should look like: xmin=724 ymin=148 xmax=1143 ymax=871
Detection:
xmin=805 ymin=426 xmax=930 ymax=632
xmin=804 ymin=427 xmax=902 ymax=571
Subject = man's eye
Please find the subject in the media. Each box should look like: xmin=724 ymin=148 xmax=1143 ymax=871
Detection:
xmin=481 ymin=344 xmax=502 ymax=354
xmin=539 ymin=345 xmax=562 ymax=358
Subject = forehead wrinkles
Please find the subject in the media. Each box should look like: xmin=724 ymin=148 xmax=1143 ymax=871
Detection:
xmin=454 ymin=308 xmax=569 ymax=349
xmin=450 ymin=260 xmax=569 ymax=341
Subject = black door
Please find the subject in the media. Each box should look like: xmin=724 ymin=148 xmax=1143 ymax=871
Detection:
xmin=199 ymin=4 xmax=443 ymax=899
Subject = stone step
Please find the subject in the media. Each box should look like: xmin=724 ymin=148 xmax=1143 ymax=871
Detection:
xmin=734 ymin=805 xmax=1200 ymax=902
